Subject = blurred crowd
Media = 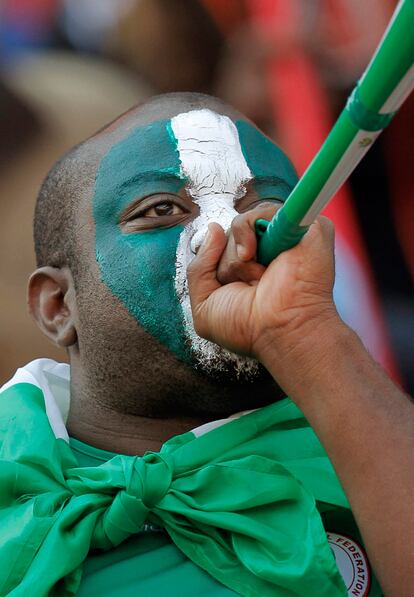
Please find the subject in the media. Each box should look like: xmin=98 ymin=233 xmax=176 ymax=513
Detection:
xmin=0 ymin=0 xmax=412 ymax=390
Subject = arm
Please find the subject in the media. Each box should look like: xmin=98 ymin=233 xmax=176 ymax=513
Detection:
xmin=261 ymin=314 xmax=414 ymax=597
xmin=187 ymin=211 xmax=414 ymax=597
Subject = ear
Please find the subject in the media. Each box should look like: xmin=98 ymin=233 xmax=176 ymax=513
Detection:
xmin=28 ymin=266 xmax=77 ymax=347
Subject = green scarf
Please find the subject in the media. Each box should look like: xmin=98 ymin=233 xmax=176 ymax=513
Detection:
xmin=0 ymin=380 xmax=348 ymax=596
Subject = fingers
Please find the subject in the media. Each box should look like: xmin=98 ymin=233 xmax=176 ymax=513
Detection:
xmin=188 ymin=203 xmax=284 ymax=292
xmin=231 ymin=213 xmax=257 ymax=262
xmin=216 ymin=213 xmax=259 ymax=284
xmin=216 ymin=204 xmax=281 ymax=284
xmin=296 ymin=216 xmax=335 ymax=267
xmin=187 ymin=223 xmax=227 ymax=309
xmin=311 ymin=216 xmax=336 ymax=279
xmin=305 ymin=216 xmax=335 ymax=245
xmin=262 ymin=215 xmax=336 ymax=302
xmin=317 ymin=215 xmax=335 ymax=247
xmin=216 ymin=232 xmax=266 ymax=285
xmin=230 ymin=204 xmax=281 ymax=261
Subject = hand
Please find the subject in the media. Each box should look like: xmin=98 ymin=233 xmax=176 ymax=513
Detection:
xmin=187 ymin=206 xmax=340 ymax=366
xmin=190 ymin=206 xmax=414 ymax=597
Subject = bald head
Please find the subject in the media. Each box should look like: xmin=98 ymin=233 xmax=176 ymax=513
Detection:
xmin=96 ymin=92 xmax=246 ymax=139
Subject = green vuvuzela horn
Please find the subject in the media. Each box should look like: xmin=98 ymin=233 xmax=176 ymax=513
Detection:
xmin=256 ymin=0 xmax=414 ymax=265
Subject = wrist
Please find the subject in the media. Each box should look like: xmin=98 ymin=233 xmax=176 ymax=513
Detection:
xmin=255 ymin=311 xmax=354 ymax=402
xmin=255 ymin=303 xmax=343 ymax=363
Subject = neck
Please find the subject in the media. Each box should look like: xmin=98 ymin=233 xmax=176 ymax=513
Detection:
xmin=67 ymin=400 xmax=208 ymax=455
xmin=66 ymin=347 xmax=280 ymax=455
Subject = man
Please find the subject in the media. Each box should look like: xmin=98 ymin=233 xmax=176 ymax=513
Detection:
xmin=0 ymin=53 xmax=151 ymax=382
xmin=0 ymin=93 xmax=412 ymax=596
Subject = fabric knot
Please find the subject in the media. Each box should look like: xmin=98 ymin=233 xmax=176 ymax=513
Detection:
xmin=102 ymin=452 xmax=173 ymax=547
xmin=128 ymin=452 xmax=173 ymax=508
xmin=2 ymin=383 xmax=351 ymax=597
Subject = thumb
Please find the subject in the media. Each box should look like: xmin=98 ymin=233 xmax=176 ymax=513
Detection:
xmin=187 ymin=223 xmax=227 ymax=309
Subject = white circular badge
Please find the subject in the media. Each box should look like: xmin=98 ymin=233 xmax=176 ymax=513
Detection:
xmin=327 ymin=532 xmax=371 ymax=597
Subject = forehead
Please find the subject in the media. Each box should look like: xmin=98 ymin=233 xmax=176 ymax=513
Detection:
xmin=94 ymin=109 xmax=297 ymax=217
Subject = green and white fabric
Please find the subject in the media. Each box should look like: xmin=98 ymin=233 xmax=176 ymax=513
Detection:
xmin=0 ymin=360 xmax=381 ymax=596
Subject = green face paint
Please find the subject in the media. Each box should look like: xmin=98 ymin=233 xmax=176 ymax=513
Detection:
xmin=93 ymin=119 xmax=190 ymax=360
xmin=236 ymin=120 xmax=298 ymax=201
xmin=93 ymin=111 xmax=297 ymax=366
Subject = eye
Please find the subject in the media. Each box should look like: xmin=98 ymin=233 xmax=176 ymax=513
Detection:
xmin=121 ymin=194 xmax=190 ymax=223
xmin=251 ymin=199 xmax=283 ymax=209
xmin=237 ymin=198 xmax=283 ymax=213
xmin=119 ymin=193 xmax=196 ymax=233
xmin=143 ymin=201 xmax=186 ymax=217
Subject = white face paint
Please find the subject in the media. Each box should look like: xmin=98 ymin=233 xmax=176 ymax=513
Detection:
xmin=171 ymin=109 xmax=260 ymax=377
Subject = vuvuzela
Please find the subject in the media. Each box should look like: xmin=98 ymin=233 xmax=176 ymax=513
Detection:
xmin=256 ymin=0 xmax=414 ymax=265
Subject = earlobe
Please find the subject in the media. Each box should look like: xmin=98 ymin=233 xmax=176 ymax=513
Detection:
xmin=28 ymin=266 xmax=78 ymax=347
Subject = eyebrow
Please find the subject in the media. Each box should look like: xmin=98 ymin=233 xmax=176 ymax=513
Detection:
xmin=252 ymin=175 xmax=294 ymax=191
xmin=118 ymin=170 xmax=184 ymax=193
xmin=117 ymin=171 xmax=294 ymax=203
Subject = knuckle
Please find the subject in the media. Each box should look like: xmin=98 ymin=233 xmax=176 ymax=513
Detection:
xmin=225 ymin=258 xmax=241 ymax=276
xmin=217 ymin=258 xmax=243 ymax=284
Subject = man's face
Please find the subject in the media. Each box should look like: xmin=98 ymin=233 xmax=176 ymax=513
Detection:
xmin=92 ymin=108 xmax=297 ymax=379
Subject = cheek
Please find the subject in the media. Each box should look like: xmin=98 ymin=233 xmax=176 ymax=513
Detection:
xmin=95 ymin=223 xmax=191 ymax=361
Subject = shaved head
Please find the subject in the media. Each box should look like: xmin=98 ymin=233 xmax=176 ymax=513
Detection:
xmin=33 ymin=92 xmax=296 ymax=421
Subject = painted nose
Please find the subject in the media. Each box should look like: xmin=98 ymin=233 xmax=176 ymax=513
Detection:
xmin=190 ymin=198 xmax=238 ymax=255
xmin=190 ymin=213 xmax=237 ymax=254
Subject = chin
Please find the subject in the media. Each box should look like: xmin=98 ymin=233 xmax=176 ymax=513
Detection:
xmin=188 ymin=336 xmax=284 ymax=416
xmin=189 ymin=335 xmax=261 ymax=382
xmin=175 ymin=253 xmax=261 ymax=383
